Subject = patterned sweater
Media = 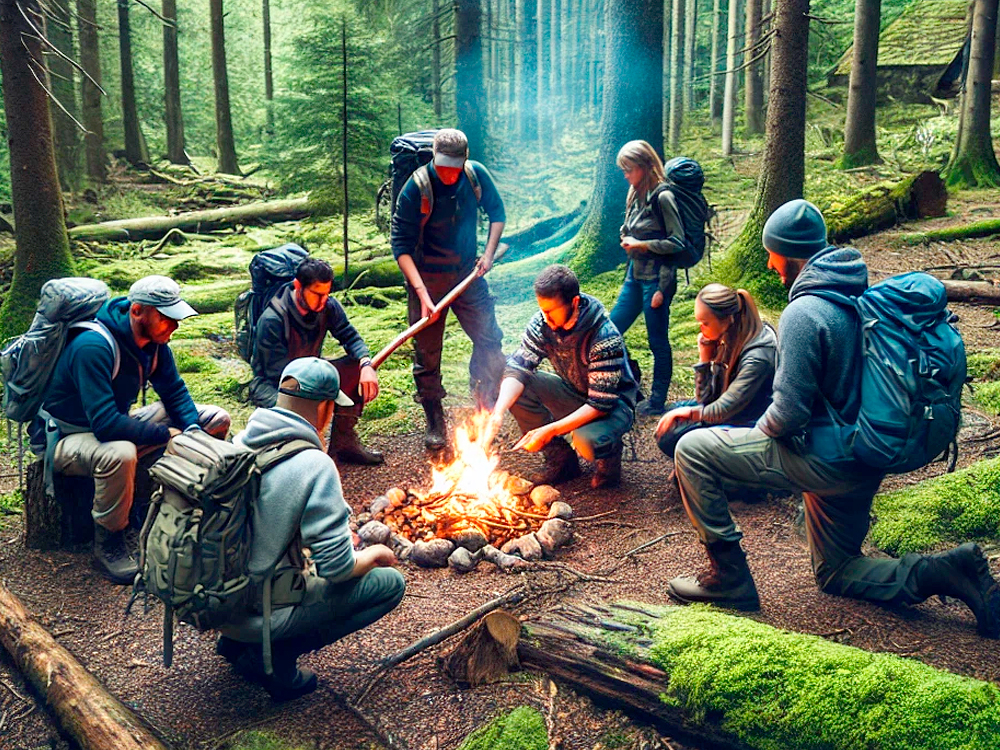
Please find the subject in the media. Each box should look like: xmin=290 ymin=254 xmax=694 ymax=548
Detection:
xmin=505 ymin=294 xmax=638 ymax=412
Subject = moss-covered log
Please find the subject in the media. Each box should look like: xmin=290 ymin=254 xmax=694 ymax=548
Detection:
xmin=898 ymin=217 xmax=1000 ymax=245
xmin=825 ymin=171 xmax=947 ymax=244
xmin=519 ymin=601 xmax=1000 ymax=750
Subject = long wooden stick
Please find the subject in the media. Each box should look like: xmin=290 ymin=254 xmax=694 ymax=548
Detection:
xmin=372 ymin=243 xmax=508 ymax=369
xmin=0 ymin=580 xmax=172 ymax=750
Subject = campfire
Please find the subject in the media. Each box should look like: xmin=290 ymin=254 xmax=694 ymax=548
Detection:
xmin=353 ymin=412 xmax=575 ymax=572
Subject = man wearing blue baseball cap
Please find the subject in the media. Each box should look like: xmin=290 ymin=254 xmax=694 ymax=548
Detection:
xmin=665 ymin=200 xmax=999 ymax=639
xmin=37 ymin=275 xmax=230 ymax=585
xmin=219 ymin=357 xmax=405 ymax=701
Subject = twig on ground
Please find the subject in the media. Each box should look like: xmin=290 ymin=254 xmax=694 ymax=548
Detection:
xmin=0 ymin=677 xmax=27 ymax=702
xmin=571 ymin=510 xmax=617 ymax=522
xmin=619 ymin=532 xmax=683 ymax=559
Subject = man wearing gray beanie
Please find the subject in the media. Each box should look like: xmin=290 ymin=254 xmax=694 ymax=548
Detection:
xmin=666 ymin=199 xmax=999 ymax=639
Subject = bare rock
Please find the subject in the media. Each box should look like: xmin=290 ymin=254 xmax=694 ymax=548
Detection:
xmin=504 ymin=474 xmax=534 ymax=496
xmin=370 ymin=495 xmax=391 ymax=515
xmin=536 ymin=518 xmax=573 ymax=557
xmin=481 ymin=544 xmax=532 ymax=573
xmin=387 ymin=487 xmax=407 ymax=507
xmin=355 ymin=512 xmax=372 ymax=526
xmin=358 ymin=520 xmax=392 ymax=547
xmin=548 ymin=501 xmax=574 ymax=520
xmin=390 ymin=533 xmax=413 ymax=562
xmin=501 ymin=533 xmax=543 ymax=561
xmin=448 ymin=547 xmax=482 ymax=573
xmin=410 ymin=538 xmax=455 ymax=568
xmin=530 ymin=485 xmax=560 ymax=509
xmin=451 ymin=529 xmax=489 ymax=553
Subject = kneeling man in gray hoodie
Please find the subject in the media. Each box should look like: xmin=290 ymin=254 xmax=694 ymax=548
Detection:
xmin=218 ymin=357 xmax=405 ymax=700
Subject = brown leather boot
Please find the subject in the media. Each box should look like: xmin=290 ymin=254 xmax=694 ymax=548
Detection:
xmin=591 ymin=444 xmax=623 ymax=489
xmin=667 ymin=540 xmax=761 ymax=612
xmin=329 ymin=407 xmax=383 ymax=465
xmin=422 ymin=399 xmax=448 ymax=451
xmin=532 ymin=437 xmax=581 ymax=486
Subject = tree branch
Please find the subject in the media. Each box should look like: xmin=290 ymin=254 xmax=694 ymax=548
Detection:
xmin=16 ymin=3 xmax=107 ymax=95
xmin=22 ymin=43 xmax=92 ymax=135
xmin=132 ymin=0 xmax=174 ymax=27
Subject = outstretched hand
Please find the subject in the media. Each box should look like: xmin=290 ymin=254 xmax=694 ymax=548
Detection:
xmin=512 ymin=425 xmax=557 ymax=453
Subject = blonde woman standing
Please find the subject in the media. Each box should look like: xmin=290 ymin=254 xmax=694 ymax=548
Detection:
xmin=610 ymin=140 xmax=688 ymax=417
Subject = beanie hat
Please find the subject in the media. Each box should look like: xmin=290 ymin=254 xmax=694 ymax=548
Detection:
xmin=762 ymin=199 xmax=828 ymax=259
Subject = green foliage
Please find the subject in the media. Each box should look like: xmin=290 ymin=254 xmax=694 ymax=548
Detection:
xmin=0 ymin=489 xmax=23 ymax=516
xmin=648 ymin=606 xmax=1000 ymax=750
xmin=944 ymin=156 xmax=1000 ymax=190
xmin=869 ymin=457 xmax=1000 ymax=555
xmin=172 ymin=350 xmax=221 ymax=375
xmin=971 ymin=381 xmax=1000 ymax=417
xmin=966 ymin=349 xmax=1000 ymax=381
xmin=712 ymin=213 xmax=787 ymax=310
xmin=225 ymin=730 xmax=310 ymax=750
xmin=457 ymin=706 xmax=548 ymax=750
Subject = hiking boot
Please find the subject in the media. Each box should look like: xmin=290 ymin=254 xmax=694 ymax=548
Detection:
xmin=591 ymin=444 xmax=623 ymax=489
xmin=912 ymin=543 xmax=1000 ymax=638
xmin=216 ymin=635 xmax=248 ymax=666
xmin=667 ymin=540 xmax=760 ymax=612
xmin=233 ymin=645 xmax=319 ymax=702
xmin=92 ymin=525 xmax=139 ymax=586
xmin=636 ymin=400 xmax=666 ymax=419
xmin=329 ymin=408 xmax=384 ymax=465
xmin=532 ymin=437 xmax=581 ymax=486
xmin=422 ymin=399 xmax=448 ymax=451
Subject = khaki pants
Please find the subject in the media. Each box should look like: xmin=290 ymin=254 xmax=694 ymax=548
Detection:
xmin=52 ymin=402 xmax=230 ymax=532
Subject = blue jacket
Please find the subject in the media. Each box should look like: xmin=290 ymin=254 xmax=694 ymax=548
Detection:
xmin=390 ymin=161 xmax=505 ymax=275
xmin=41 ymin=297 xmax=199 ymax=445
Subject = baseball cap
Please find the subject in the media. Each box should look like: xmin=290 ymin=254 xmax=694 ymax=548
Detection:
xmin=128 ymin=275 xmax=199 ymax=320
xmin=432 ymin=129 xmax=469 ymax=169
xmin=278 ymin=357 xmax=354 ymax=407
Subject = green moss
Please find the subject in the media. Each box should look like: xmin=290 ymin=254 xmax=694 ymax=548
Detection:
xmin=647 ymin=606 xmax=1000 ymax=750
xmin=898 ymin=218 xmax=1000 ymax=245
xmin=181 ymin=279 xmax=251 ymax=315
xmin=945 ymin=157 xmax=1000 ymax=190
xmin=170 ymin=258 xmax=237 ymax=282
xmin=712 ymin=217 xmax=787 ymax=311
xmin=966 ymin=349 xmax=1000 ymax=380
xmin=870 ymin=456 xmax=1000 ymax=554
xmin=971 ymin=381 xmax=1000 ymax=417
xmin=172 ymin=350 xmax=221 ymax=375
xmin=457 ymin=706 xmax=548 ymax=750
xmin=226 ymin=730 xmax=310 ymax=750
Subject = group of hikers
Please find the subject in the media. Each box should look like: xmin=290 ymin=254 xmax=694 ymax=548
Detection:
xmin=20 ymin=128 xmax=998 ymax=702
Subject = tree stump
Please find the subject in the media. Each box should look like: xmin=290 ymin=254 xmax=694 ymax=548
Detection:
xmin=439 ymin=610 xmax=521 ymax=687
xmin=826 ymin=170 xmax=948 ymax=244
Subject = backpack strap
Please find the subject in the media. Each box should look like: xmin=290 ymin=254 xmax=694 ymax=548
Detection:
xmin=69 ymin=320 xmax=120 ymax=380
xmin=463 ymin=162 xmax=482 ymax=203
xmin=413 ymin=163 xmax=483 ymax=247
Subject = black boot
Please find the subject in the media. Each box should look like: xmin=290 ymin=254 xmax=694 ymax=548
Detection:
xmin=92 ymin=525 xmax=139 ymax=585
xmin=667 ymin=540 xmax=760 ymax=612
xmin=912 ymin=543 xmax=1000 ymax=638
xmin=232 ymin=642 xmax=318 ymax=702
xmin=421 ymin=399 xmax=448 ymax=451
xmin=329 ymin=407 xmax=384 ymax=465
xmin=591 ymin=443 xmax=623 ymax=489
xmin=532 ymin=437 xmax=581 ymax=486
xmin=216 ymin=635 xmax=248 ymax=666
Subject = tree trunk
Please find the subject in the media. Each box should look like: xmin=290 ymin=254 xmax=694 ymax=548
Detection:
xmin=211 ymin=0 xmax=241 ymax=175
xmin=550 ymin=0 xmax=562 ymax=138
xmin=0 ymin=580 xmax=173 ymax=750
xmin=839 ymin=0 xmax=881 ymax=167
xmin=68 ymin=197 xmax=315 ymax=242
xmin=517 ymin=0 xmax=539 ymax=140
xmin=0 ymin=0 xmax=76 ymax=341
xmin=744 ymin=0 xmax=765 ymax=134
xmin=77 ymin=0 xmax=105 ymax=184
xmin=709 ymin=0 xmax=723 ymax=124
xmin=683 ymin=0 xmax=697 ymax=112
xmin=669 ymin=0 xmax=686 ymax=151
xmin=163 ymin=0 xmax=187 ymax=164
xmin=574 ymin=0 xmax=663 ymax=278
xmin=456 ymin=0 xmax=487 ymax=157
xmin=537 ymin=0 xmax=551 ymax=146
xmin=946 ymin=0 xmax=1000 ymax=188
xmin=721 ymin=0 xmax=741 ymax=154
xmin=118 ymin=0 xmax=147 ymax=166
xmin=432 ymin=0 xmax=443 ymax=119
xmin=717 ymin=0 xmax=810 ymax=307
xmin=48 ymin=0 xmax=80 ymax=191
xmin=263 ymin=0 xmax=274 ymax=133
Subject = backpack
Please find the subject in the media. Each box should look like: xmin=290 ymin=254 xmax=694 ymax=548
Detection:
xmin=234 ymin=243 xmax=309 ymax=363
xmin=389 ymin=130 xmax=482 ymax=247
xmin=811 ymin=272 xmax=966 ymax=474
xmin=1 ymin=277 xmax=120 ymax=424
xmin=133 ymin=429 xmax=315 ymax=672
xmin=651 ymin=157 xmax=712 ymax=272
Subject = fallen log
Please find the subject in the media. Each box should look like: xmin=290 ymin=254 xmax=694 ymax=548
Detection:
xmin=68 ymin=197 xmax=314 ymax=242
xmin=825 ymin=170 xmax=947 ymax=244
xmin=899 ymin=217 xmax=1000 ymax=245
xmin=439 ymin=610 xmax=521 ymax=687
xmin=939 ymin=278 xmax=1000 ymax=305
xmin=0 ymin=580 xmax=172 ymax=750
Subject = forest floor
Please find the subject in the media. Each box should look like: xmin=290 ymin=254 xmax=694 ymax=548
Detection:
xmin=2 ymin=103 xmax=1000 ymax=750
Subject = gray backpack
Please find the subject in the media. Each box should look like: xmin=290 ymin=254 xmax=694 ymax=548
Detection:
xmin=1 ymin=277 xmax=119 ymax=424
xmin=132 ymin=430 xmax=314 ymax=672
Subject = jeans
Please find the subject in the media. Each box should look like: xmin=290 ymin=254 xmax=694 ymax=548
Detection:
xmin=610 ymin=264 xmax=675 ymax=407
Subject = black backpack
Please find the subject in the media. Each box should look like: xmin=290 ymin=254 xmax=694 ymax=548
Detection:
xmin=233 ymin=243 xmax=309 ymax=363
xmin=651 ymin=157 xmax=712 ymax=272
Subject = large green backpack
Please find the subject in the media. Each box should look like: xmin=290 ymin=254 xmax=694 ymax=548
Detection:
xmin=131 ymin=430 xmax=314 ymax=672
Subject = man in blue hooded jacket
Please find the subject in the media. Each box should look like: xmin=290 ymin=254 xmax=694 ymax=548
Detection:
xmin=37 ymin=275 xmax=230 ymax=584
xmin=666 ymin=200 xmax=1000 ymax=639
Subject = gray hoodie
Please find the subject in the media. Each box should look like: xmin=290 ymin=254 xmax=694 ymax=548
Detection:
xmin=756 ymin=246 xmax=868 ymax=459
xmin=235 ymin=407 xmax=356 ymax=589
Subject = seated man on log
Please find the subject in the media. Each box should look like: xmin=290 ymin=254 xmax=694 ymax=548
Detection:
xmin=36 ymin=276 xmax=230 ymax=585
xmin=666 ymin=199 xmax=1000 ymax=639
xmin=218 ymin=357 xmax=405 ymax=701
xmin=483 ymin=264 xmax=638 ymax=489
xmin=247 ymin=257 xmax=383 ymax=465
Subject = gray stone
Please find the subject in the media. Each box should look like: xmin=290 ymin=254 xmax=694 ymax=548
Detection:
xmin=529 ymin=485 xmax=560 ymax=509
xmin=369 ymin=495 xmax=391 ymax=515
xmin=358 ymin=520 xmax=392 ymax=547
xmin=481 ymin=544 xmax=532 ymax=572
xmin=450 ymin=529 xmax=489 ymax=553
xmin=501 ymin=533 xmax=543 ymax=561
xmin=390 ymin=533 xmax=413 ymax=562
xmin=548 ymin=501 xmax=574 ymax=520
xmin=536 ymin=518 xmax=573 ymax=557
xmin=448 ymin=547 xmax=482 ymax=573
xmin=410 ymin=538 xmax=455 ymax=568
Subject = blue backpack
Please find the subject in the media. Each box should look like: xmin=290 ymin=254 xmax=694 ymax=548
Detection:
xmin=813 ymin=272 xmax=965 ymax=474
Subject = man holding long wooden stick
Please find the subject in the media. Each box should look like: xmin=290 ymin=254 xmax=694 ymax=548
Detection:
xmin=391 ymin=129 xmax=507 ymax=451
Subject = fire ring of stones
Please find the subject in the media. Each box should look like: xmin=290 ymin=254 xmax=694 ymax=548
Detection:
xmin=352 ymin=477 xmax=574 ymax=574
